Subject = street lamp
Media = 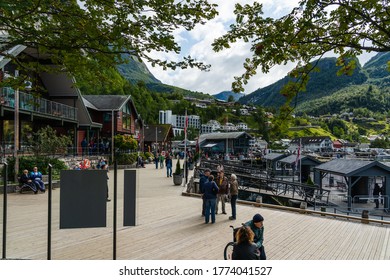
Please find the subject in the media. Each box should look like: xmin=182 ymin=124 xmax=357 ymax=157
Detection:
xmin=142 ymin=120 xmax=145 ymax=153
xmin=14 ymin=70 xmax=19 ymax=182
xmin=155 ymin=126 xmax=161 ymax=154
xmin=111 ymin=109 xmax=114 ymax=162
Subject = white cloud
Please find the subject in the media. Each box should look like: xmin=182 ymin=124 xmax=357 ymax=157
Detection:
xmin=144 ymin=1 xmax=374 ymax=96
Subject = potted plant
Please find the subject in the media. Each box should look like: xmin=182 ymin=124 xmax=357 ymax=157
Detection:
xmin=173 ymin=158 xmax=183 ymax=185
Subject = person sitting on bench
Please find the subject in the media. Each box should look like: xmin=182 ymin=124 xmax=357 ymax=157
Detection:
xmin=20 ymin=169 xmax=37 ymax=193
xmin=30 ymin=166 xmax=45 ymax=192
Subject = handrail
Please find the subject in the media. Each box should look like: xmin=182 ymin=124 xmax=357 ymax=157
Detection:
xmin=182 ymin=192 xmax=390 ymax=226
xmin=1 ymin=87 xmax=77 ymax=121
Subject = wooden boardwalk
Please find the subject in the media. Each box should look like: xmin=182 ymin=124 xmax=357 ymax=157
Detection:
xmin=1 ymin=160 xmax=389 ymax=260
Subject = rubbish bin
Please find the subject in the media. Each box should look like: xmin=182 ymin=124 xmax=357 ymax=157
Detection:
xmin=320 ymin=206 xmax=326 ymax=216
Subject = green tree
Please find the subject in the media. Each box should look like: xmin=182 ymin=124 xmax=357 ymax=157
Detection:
xmin=0 ymin=0 xmax=218 ymax=86
xmin=213 ymin=0 xmax=390 ymax=98
xmin=28 ymin=126 xmax=72 ymax=157
xmin=370 ymin=137 xmax=390 ymax=149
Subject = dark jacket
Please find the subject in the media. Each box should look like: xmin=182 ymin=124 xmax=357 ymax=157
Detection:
xmin=245 ymin=220 xmax=264 ymax=248
xmin=165 ymin=156 xmax=172 ymax=167
xmin=203 ymin=180 xmax=219 ymax=199
xmin=216 ymin=175 xmax=229 ymax=194
xmin=20 ymin=174 xmax=32 ymax=184
xmin=232 ymin=242 xmax=260 ymax=260
xmin=199 ymin=173 xmax=209 ymax=194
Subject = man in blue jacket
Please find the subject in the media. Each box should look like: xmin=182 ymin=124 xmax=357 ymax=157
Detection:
xmin=203 ymin=175 xmax=219 ymax=224
xmin=199 ymin=168 xmax=211 ymax=216
xmin=245 ymin=213 xmax=266 ymax=260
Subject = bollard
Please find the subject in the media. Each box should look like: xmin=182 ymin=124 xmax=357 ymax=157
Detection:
xmin=256 ymin=196 xmax=263 ymax=206
xmin=320 ymin=206 xmax=326 ymax=216
xmin=361 ymin=210 xmax=369 ymax=224
xmin=300 ymin=202 xmax=307 ymax=213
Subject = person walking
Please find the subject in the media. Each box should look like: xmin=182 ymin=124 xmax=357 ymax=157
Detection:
xmin=159 ymin=153 xmax=165 ymax=169
xmin=203 ymin=175 xmax=219 ymax=224
xmin=154 ymin=153 xmax=159 ymax=169
xmin=199 ymin=168 xmax=211 ymax=216
xmin=215 ymin=170 xmax=228 ymax=215
xmin=229 ymin=174 xmax=239 ymax=220
xmin=232 ymin=225 xmax=260 ymax=260
xmin=245 ymin=213 xmax=266 ymax=260
xmin=165 ymin=154 xmax=173 ymax=177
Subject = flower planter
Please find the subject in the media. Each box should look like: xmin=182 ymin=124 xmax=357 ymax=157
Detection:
xmin=173 ymin=174 xmax=183 ymax=185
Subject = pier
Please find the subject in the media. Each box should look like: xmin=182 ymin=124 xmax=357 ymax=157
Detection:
xmin=1 ymin=160 xmax=389 ymax=260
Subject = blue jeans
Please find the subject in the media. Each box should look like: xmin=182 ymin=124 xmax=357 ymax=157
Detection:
xmin=166 ymin=165 xmax=172 ymax=177
xmin=205 ymin=198 xmax=216 ymax=223
xmin=34 ymin=180 xmax=45 ymax=192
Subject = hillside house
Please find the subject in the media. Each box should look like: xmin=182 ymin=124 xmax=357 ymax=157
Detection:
xmin=289 ymin=136 xmax=333 ymax=153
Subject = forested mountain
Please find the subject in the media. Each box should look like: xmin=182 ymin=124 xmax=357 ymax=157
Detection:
xmin=116 ymin=54 xmax=162 ymax=85
xmin=363 ymin=52 xmax=390 ymax=91
xmin=116 ymin=54 xmax=211 ymax=99
xmin=214 ymin=91 xmax=245 ymax=101
xmin=238 ymin=54 xmax=390 ymax=116
xmin=239 ymin=57 xmax=368 ymax=108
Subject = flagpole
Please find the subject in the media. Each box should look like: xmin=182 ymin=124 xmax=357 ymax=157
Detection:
xmin=299 ymin=138 xmax=302 ymax=184
xmin=183 ymin=109 xmax=187 ymax=188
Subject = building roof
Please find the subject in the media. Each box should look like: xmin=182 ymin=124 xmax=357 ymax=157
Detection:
xmin=263 ymin=153 xmax=287 ymax=161
xmin=279 ymin=154 xmax=322 ymax=165
xmin=83 ymin=95 xmax=130 ymax=111
xmin=314 ymin=159 xmax=390 ymax=176
xmin=0 ymin=45 xmax=26 ymax=68
xmin=144 ymin=124 xmax=173 ymax=143
xmin=199 ymin=131 xmax=252 ymax=142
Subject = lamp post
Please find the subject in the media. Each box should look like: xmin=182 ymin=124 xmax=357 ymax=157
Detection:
xmin=14 ymin=70 xmax=19 ymax=182
xmin=155 ymin=126 xmax=161 ymax=154
xmin=142 ymin=120 xmax=145 ymax=153
xmin=111 ymin=109 xmax=114 ymax=162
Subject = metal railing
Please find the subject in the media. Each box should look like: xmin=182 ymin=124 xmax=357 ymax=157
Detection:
xmin=1 ymin=87 xmax=77 ymax=120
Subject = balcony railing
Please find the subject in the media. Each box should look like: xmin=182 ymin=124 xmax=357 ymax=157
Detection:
xmin=1 ymin=87 xmax=77 ymax=121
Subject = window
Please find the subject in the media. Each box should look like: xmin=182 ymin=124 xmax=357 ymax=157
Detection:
xmin=122 ymin=105 xmax=131 ymax=130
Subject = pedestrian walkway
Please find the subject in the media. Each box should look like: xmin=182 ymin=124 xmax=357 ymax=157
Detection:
xmin=1 ymin=159 xmax=389 ymax=260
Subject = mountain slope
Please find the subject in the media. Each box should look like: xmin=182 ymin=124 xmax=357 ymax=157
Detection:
xmin=239 ymin=57 xmax=368 ymax=107
xmin=116 ymin=54 xmax=162 ymax=85
xmin=116 ymin=54 xmax=211 ymax=99
xmin=214 ymin=91 xmax=244 ymax=101
xmin=363 ymin=52 xmax=390 ymax=79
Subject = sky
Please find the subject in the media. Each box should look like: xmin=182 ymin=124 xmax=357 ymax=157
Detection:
xmin=144 ymin=0 xmax=376 ymax=96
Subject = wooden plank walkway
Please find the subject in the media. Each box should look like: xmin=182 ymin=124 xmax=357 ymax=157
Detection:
xmin=0 ymin=160 xmax=389 ymax=260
